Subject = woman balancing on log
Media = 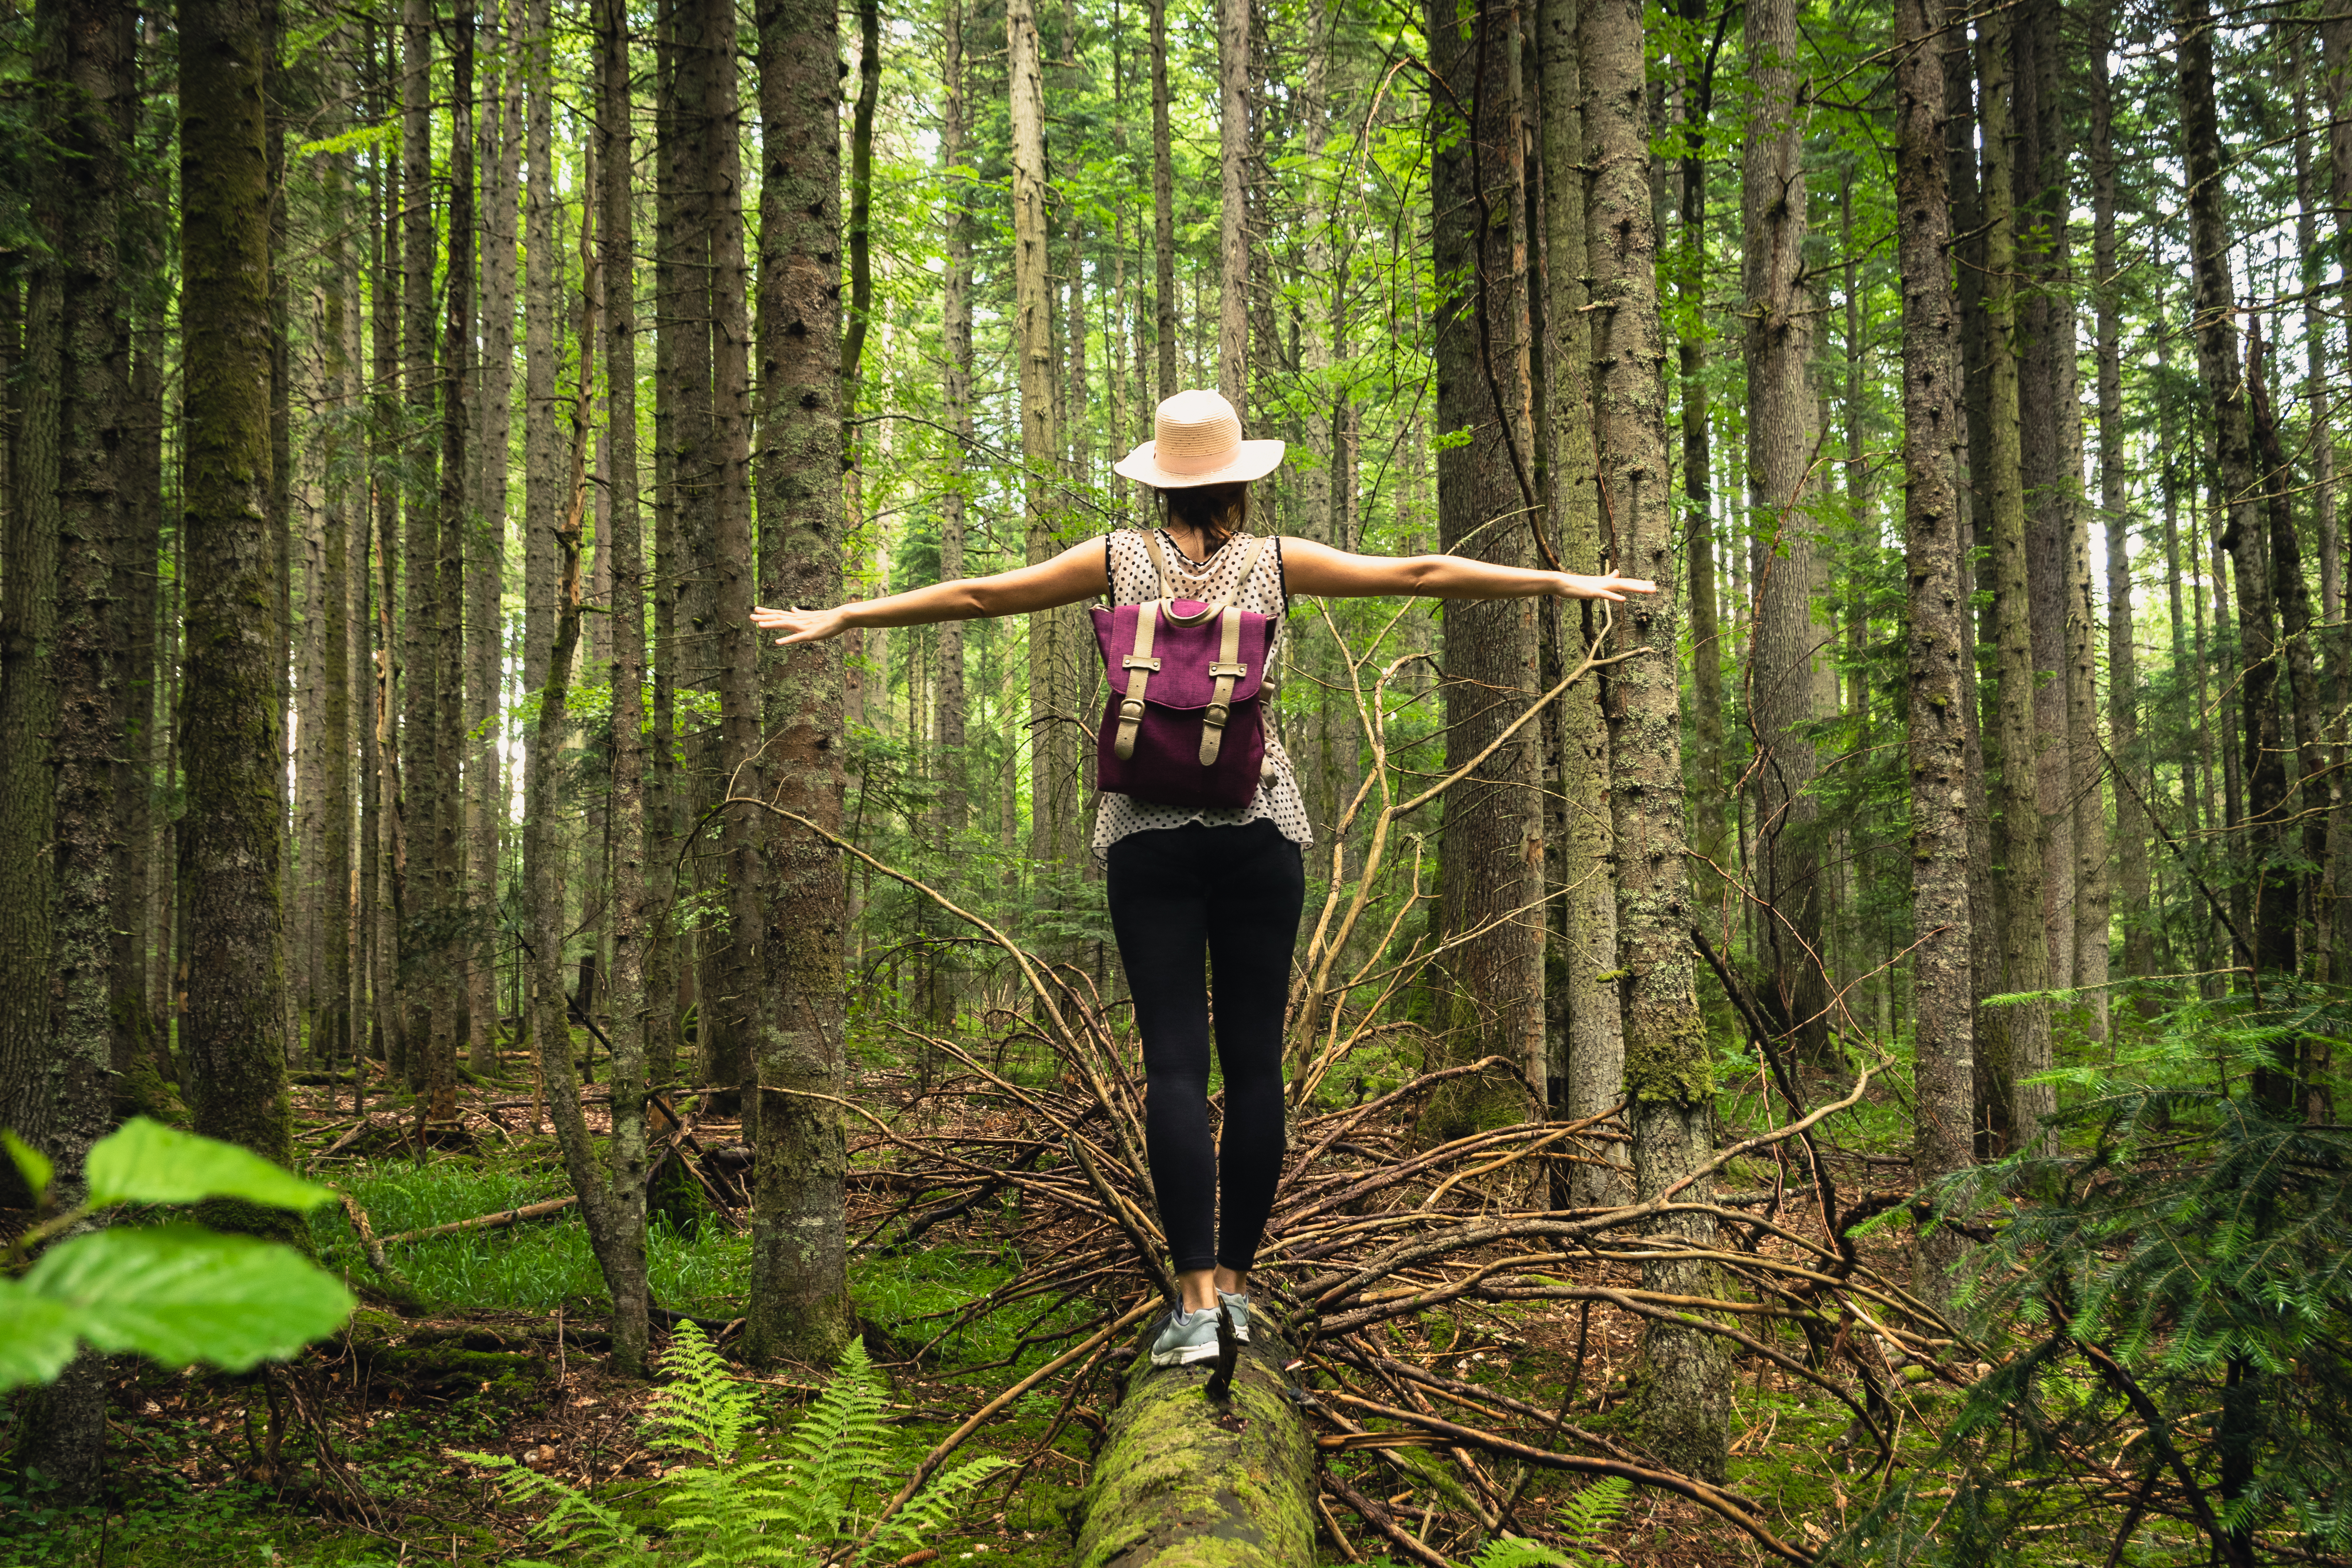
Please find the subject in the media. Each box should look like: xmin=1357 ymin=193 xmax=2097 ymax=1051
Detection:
xmin=755 ymin=390 xmax=1656 ymax=1369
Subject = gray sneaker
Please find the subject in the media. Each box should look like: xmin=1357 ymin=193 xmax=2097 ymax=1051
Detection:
xmin=1148 ymin=1306 xmax=1221 ymax=1367
xmin=1217 ymin=1289 xmax=1253 ymax=1344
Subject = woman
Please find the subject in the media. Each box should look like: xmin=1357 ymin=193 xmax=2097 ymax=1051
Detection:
xmin=754 ymin=390 xmax=1654 ymax=1368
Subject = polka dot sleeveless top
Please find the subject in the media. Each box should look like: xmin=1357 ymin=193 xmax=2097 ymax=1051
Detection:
xmin=1093 ymin=529 xmax=1315 ymax=855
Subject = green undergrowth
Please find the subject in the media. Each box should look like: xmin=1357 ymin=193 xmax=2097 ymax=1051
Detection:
xmin=310 ymin=1156 xmax=748 ymax=1318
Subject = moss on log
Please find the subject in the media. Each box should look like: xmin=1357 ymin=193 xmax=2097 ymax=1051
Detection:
xmin=1074 ymin=1325 xmax=1317 ymax=1568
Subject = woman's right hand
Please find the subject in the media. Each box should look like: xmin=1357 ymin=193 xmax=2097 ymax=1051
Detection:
xmin=752 ymin=603 xmax=853 ymax=644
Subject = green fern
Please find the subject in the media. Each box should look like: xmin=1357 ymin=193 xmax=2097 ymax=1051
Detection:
xmin=1364 ymin=1476 xmax=1632 ymax=1568
xmin=457 ymin=1321 xmax=1001 ymax=1566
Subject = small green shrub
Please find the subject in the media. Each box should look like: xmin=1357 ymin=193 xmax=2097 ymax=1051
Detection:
xmin=460 ymin=1321 xmax=1001 ymax=1566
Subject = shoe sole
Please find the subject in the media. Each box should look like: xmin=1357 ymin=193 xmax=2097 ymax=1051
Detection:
xmin=1149 ymin=1340 xmax=1223 ymax=1368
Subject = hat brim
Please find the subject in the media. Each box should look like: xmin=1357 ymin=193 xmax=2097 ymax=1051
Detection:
xmin=1112 ymin=437 xmax=1287 ymax=489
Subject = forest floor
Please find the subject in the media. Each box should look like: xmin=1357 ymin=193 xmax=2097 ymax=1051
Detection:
xmin=0 ymin=1044 xmax=1941 ymax=1568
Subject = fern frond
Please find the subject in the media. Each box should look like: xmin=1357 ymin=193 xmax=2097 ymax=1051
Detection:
xmin=1468 ymin=1535 xmax=1580 ymax=1568
xmin=873 ymin=1456 xmax=1009 ymax=1557
xmin=449 ymin=1450 xmax=648 ymax=1561
xmin=1553 ymin=1475 xmax=1632 ymax=1543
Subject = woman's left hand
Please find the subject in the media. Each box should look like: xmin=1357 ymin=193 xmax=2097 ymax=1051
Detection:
xmin=1557 ymin=571 xmax=1659 ymax=603
xmin=752 ymin=603 xmax=853 ymax=644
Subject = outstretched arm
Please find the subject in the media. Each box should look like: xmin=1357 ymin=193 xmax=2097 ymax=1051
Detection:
xmin=754 ymin=539 xmax=1108 ymax=645
xmin=1279 ymin=536 xmax=1656 ymax=603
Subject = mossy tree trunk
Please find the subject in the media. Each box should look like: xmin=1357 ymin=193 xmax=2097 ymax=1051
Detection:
xmin=1075 ymin=1333 xmax=1317 ymax=1568
xmin=1581 ymin=0 xmax=1729 ymax=1483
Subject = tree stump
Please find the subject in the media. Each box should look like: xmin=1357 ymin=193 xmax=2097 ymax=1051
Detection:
xmin=1073 ymin=1323 xmax=1317 ymax=1568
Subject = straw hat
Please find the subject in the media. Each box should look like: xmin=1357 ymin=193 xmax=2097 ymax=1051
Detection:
xmin=1112 ymin=389 xmax=1286 ymax=488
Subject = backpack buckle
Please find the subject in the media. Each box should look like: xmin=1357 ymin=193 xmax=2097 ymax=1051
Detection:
xmin=1120 ymin=698 xmax=1146 ymax=720
xmin=1123 ymin=655 xmax=1162 ymax=671
xmin=1204 ymin=703 xmax=1230 ymax=729
xmin=1207 ymin=661 xmax=1247 ymax=679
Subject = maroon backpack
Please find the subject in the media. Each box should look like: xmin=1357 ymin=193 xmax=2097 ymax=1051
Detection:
xmin=1090 ymin=533 xmax=1274 ymax=811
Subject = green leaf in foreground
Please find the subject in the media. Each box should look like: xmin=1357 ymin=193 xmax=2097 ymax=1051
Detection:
xmin=0 ymin=1288 xmax=82 ymax=1387
xmin=17 ymin=1224 xmax=353 ymax=1372
xmin=2 ymin=1130 xmax=53 ymax=1203
xmin=84 ymin=1117 xmax=332 ymax=1211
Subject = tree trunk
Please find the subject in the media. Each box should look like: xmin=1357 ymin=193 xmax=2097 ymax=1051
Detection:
xmin=936 ymin=0 xmax=972 ymax=848
xmin=1535 ymin=0 xmax=1621 ymax=1192
xmin=1977 ymin=6 xmax=2053 ymax=1154
xmin=319 ymin=149 xmax=356 ymax=1080
xmin=1894 ymin=0 xmax=1973 ymax=1298
xmin=2293 ymin=39 xmax=2347 ymax=988
xmin=471 ymin=0 xmax=521 ymax=1073
xmin=1741 ymin=0 xmax=1827 ymax=1062
xmin=1583 ymin=0 xmax=1727 ymax=1483
xmin=1675 ymin=0 xmax=1723 ymax=931
xmin=114 ymin=34 xmax=169 ymax=1115
xmin=589 ymin=0 xmax=655 ymax=1373
xmin=428 ymin=3 xmax=477 ymax=1122
xmin=2090 ymin=17 xmax=2148 ymax=999
xmin=181 ymin=0 xmax=298 ymax=1218
xmin=747 ymin=0 xmax=856 ymax=1366
xmin=1011 ymin=0 xmax=1072 ymax=877
xmin=523 ymin=0 xmax=559 ymax=801
xmin=368 ymin=26 xmax=405 ymax=1080
xmin=1150 ymin=0 xmax=1176 ymax=403
xmin=1217 ymin=0 xmax=1247 ymax=404
xmin=2176 ymin=0 xmax=2288 ymax=1024
xmin=1073 ymin=1329 xmax=1317 ymax=1568
xmin=1424 ymin=0 xmax=1543 ymax=1136
xmin=399 ymin=0 xmax=438 ymax=1098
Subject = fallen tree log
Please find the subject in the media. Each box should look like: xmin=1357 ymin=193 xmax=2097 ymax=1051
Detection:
xmin=372 ymin=1196 xmax=577 ymax=1246
xmin=1073 ymin=1319 xmax=1317 ymax=1568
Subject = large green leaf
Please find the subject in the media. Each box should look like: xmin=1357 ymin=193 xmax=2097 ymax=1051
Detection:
xmin=0 ymin=1285 xmax=83 ymax=1388
xmin=2 ymin=1129 xmax=53 ymax=1203
xmin=20 ymin=1225 xmax=353 ymax=1372
xmin=84 ymin=1118 xmax=331 ymax=1212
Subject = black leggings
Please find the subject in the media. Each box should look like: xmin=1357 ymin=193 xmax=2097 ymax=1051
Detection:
xmin=1105 ymin=819 xmax=1306 ymax=1276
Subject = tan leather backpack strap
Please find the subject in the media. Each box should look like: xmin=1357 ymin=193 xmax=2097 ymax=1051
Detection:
xmin=1139 ymin=528 xmax=1179 ymax=603
xmin=1150 ymin=532 xmax=1270 ymax=627
xmin=1199 ymin=606 xmax=1249 ymax=766
xmin=1113 ymin=601 xmax=1161 ymax=761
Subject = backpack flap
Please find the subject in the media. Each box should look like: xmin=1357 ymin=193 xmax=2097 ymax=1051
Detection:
xmin=1090 ymin=604 xmax=1274 ymax=710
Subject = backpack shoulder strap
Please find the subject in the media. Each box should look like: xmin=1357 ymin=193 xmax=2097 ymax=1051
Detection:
xmin=1156 ymin=534 xmax=1269 ymax=627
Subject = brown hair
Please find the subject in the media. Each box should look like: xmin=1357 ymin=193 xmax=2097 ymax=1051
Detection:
xmin=1157 ymin=482 xmax=1249 ymax=553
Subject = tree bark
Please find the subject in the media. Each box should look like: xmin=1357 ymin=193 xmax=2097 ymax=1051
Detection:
xmin=1675 ymin=0 xmax=1723 ymax=931
xmin=1894 ymin=0 xmax=1973 ymax=1298
xmin=181 ymin=0 xmax=299 ymax=1219
xmin=588 ymin=0 xmax=655 ymax=1372
xmin=471 ymin=0 xmax=521 ymax=1073
xmin=936 ymin=0 xmax=972 ymax=847
xmin=1537 ymin=0 xmax=1624 ymax=1200
xmin=2090 ymin=15 xmax=2148 ymax=998
xmin=428 ymin=2 xmax=477 ymax=1122
xmin=1150 ymin=0 xmax=1176 ymax=403
xmin=320 ymin=148 xmax=356 ymax=1079
xmin=399 ymin=0 xmax=438 ymax=1099
xmin=1583 ymin=0 xmax=1727 ymax=1482
xmin=1011 ymin=0 xmax=1073 ymax=876
xmin=1741 ymin=0 xmax=1827 ymax=1063
xmin=1977 ymin=7 xmax=2053 ymax=1153
xmin=1217 ymin=0 xmax=1247 ymax=404
xmin=1424 ymin=0 xmax=1544 ymax=1134
xmin=2177 ymin=0 xmax=2289 ymax=1020
xmin=748 ymin=0 xmax=856 ymax=1365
